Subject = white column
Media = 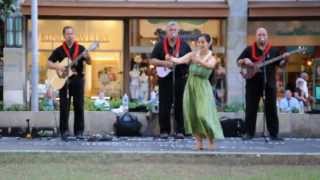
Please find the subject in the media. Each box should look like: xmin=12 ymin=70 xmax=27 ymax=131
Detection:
xmin=31 ymin=0 xmax=39 ymax=111
xmin=226 ymin=0 xmax=248 ymax=105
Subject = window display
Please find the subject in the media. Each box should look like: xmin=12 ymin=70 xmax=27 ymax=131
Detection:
xmin=27 ymin=20 xmax=124 ymax=97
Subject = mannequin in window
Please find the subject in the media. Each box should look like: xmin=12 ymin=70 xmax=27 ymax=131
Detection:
xmin=99 ymin=67 xmax=110 ymax=93
xmin=139 ymin=67 xmax=149 ymax=102
xmin=129 ymin=64 xmax=140 ymax=100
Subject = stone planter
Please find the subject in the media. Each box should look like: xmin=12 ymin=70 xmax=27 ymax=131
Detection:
xmin=0 ymin=111 xmax=148 ymax=136
xmin=0 ymin=111 xmax=319 ymax=137
xmin=219 ymin=112 xmax=320 ymax=137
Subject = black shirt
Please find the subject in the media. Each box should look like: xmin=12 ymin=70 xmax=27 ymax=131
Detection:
xmin=151 ymin=38 xmax=191 ymax=78
xmin=48 ymin=43 xmax=86 ymax=74
xmin=237 ymin=45 xmax=282 ymax=88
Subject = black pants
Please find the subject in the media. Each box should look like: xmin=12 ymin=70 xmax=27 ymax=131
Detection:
xmin=245 ymin=80 xmax=279 ymax=137
xmin=59 ymin=75 xmax=85 ymax=136
xmin=158 ymin=73 xmax=186 ymax=134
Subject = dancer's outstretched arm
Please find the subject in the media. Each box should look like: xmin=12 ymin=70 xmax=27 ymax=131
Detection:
xmin=169 ymin=52 xmax=193 ymax=64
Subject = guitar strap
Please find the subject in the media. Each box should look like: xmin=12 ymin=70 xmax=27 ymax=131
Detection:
xmin=251 ymin=42 xmax=271 ymax=62
xmin=62 ymin=41 xmax=80 ymax=86
xmin=62 ymin=41 xmax=79 ymax=61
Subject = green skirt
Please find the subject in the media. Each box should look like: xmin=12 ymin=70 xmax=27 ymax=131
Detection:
xmin=183 ymin=73 xmax=224 ymax=139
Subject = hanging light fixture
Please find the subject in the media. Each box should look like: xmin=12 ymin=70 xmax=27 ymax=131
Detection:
xmin=5 ymin=1 xmax=23 ymax=48
xmin=14 ymin=13 xmax=23 ymax=47
xmin=5 ymin=16 xmax=14 ymax=47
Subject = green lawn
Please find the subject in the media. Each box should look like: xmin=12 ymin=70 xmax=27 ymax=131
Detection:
xmin=0 ymin=153 xmax=319 ymax=180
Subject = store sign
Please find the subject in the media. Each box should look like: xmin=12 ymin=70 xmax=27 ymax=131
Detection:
xmin=39 ymin=33 xmax=110 ymax=43
xmin=249 ymin=21 xmax=320 ymax=36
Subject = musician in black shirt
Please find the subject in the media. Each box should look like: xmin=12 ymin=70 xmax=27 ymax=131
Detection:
xmin=237 ymin=27 xmax=289 ymax=141
xmin=150 ymin=21 xmax=191 ymax=139
xmin=48 ymin=26 xmax=91 ymax=139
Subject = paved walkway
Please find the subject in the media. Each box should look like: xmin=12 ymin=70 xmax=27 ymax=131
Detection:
xmin=0 ymin=137 xmax=320 ymax=155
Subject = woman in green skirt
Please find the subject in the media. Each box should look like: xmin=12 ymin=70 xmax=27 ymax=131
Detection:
xmin=169 ymin=33 xmax=224 ymax=150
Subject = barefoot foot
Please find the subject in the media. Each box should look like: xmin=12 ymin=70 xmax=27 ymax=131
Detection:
xmin=208 ymin=139 xmax=215 ymax=150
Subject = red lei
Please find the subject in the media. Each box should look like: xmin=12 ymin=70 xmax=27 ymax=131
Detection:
xmin=251 ymin=42 xmax=271 ymax=62
xmin=62 ymin=41 xmax=79 ymax=61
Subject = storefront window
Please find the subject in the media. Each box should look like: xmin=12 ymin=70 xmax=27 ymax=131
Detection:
xmin=27 ymin=20 xmax=124 ymax=98
xmin=313 ymin=61 xmax=320 ymax=107
xmin=129 ymin=19 xmax=226 ymax=106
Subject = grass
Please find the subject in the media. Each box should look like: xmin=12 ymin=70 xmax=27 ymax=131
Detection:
xmin=0 ymin=153 xmax=319 ymax=180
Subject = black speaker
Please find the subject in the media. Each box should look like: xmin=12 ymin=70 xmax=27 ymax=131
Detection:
xmin=220 ymin=117 xmax=245 ymax=137
xmin=114 ymin=112 xmax=142 ymax=136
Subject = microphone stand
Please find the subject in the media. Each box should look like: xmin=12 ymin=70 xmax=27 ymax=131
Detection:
xmin=61 ymin=57 xmax=71 ymax=140
xmin=61 ymin=53 xmax=75 ymax=140
xmin=172 ymin=63 xmax=176 ymax=136
xmin=262 ymin=56 xmax=269 ymax=143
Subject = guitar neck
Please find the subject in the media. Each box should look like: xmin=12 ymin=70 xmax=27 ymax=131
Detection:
xmin=69 ymin=50 xmax=86 ymax=67
xmin=257 ymin=49 xmax=300 ymax=68
xmin=66 ymin=42 xmax=98 ymax=67
xmin=258 ymin=55 xmax=283 ymax=68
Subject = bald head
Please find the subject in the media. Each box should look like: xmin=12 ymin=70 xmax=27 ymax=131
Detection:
xmin=256 ymin=27 xmax=268 ymax=47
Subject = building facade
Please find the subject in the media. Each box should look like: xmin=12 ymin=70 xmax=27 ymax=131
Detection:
xmin=2 ymin=0 xmax=320 ymax=108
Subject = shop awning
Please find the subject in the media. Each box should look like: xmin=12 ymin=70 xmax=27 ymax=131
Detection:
xmin=249 ymin=1 xmax=320 ymax=18
xmin=21 ymin=0 xmax=229 ymax=18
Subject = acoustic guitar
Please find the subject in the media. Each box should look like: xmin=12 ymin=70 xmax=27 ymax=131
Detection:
xmin=47 ymin=41 xmax=99 ymax=91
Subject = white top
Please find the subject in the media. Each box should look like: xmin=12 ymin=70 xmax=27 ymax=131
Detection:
xmin=279 ymin=97 xmax=302 ymax=113
xmin=296 ymin=77 xmax=309 ymax=98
